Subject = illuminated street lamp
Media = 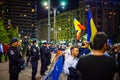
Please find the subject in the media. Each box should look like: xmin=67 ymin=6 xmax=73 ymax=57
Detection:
xmin=42 ymin=1 xmax=66 ymax=44
xmin=61 ymin=2 xmax=66 ymax=6
xmin=42 ymin=0 xmax=51 ymax=43
xmin=43 ymin=1 xmax=48 ymax=6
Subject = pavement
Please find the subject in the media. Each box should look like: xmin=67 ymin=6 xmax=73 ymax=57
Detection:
xmin=0 ymin=53 xmax=55 ymax=80
xmin=0 ymin=60 xmax=42 ymax=80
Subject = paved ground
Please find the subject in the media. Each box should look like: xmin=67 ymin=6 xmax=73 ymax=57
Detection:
xmin=0 ymin=60 xmax=42 ymax=80
xmin=0 ymin=53 xmax=55 ymax=80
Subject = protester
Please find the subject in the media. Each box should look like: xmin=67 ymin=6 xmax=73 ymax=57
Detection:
xmin=116 ymin=44 xmax=120 ymax=79
xmin=30 ymin=40 xmax=39 ymax=80
xmin=59 ymin=46 xmax=79 ymax=80
xmin=63 ymin=47 xmax=71 ymax=60
xmin=7 ymin=38 xmax=25 ymax=80
xmin=109 ymin=44 xmax=119 ymax=60
xmin=3 ymin=43 xmax=10 ymax=61
xmin=0 ymin=41 xmax=3 ymax=62
xmin=76 ymin=32 xmax=117 ymax=80
xmin=78 ymin=40 xmax=90 ymax=57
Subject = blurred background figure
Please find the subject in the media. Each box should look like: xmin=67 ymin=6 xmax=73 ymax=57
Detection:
xmin=26 ymin=44 xmax=31 ymax=67
xmin=3 ymin=43 xmax=10 ymax=61
xmin=0 ymin=41 xmax=3 ymax=62
xmin=109 ymin=44 xmax=119 ymax=60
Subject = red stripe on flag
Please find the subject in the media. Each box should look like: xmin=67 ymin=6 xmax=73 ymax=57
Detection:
xmin=77 ymin=24 xmax=86 ymax=30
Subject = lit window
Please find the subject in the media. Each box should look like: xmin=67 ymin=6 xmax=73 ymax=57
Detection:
xmin=28 ymin=2 xmax=30 ymax=5
xmin=8 ymin=19 xmax=11 ymax=22
xmin=109 ymin=12 xmax=113 ymax=15
xmin=113 ymin=12 xmax=116 ymax=15
xmin=32 ymin=24 xmax=34 ymax=27
xmin=24 ymin=14 xmax=27 ymax=17
xmin=32 ymin=9 xmax=35 ymax=12
xmin=104 ymin=2 xmax=108 ymax=5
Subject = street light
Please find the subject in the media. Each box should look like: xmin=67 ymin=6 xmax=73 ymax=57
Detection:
xmin=42 ymin=1 xmax=66 ymax=44
xmin=43 ymin=1 xmax=48 ymax=6
xmin=61 ymin=2 xmax=66 ymax=6
xmin=53 ymin=2 xmax=66 ymax=44
xmin=43 ymin=0 xmax=51 ymax=43
xmin=48 ymin=0 xmax=51 ymax=43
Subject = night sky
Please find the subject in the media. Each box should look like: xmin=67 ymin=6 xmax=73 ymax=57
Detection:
xmin=37 ymin=0 xmax=79 ymax=20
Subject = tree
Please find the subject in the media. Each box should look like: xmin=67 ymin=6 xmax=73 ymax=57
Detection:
xmin=0 ymin=20 xmax=10 ymax=43
xmin=8 ymin=26 xmax=19 ymax=40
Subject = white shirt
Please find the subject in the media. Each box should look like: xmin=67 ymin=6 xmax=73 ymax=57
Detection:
xmin=64 ymin=49 xmax=71 ymax=60
xmin=63 ymin=55 xmax=78 ymax=75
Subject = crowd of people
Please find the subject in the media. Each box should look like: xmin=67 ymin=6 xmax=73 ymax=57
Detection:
xmin=59 ymin=32 xmax=120 ymax=80
xmin=0 ymin=32 xmax=120 ymax=80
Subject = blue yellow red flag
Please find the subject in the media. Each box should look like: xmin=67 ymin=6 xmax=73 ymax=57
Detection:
xmin=76 ymin=30 xmax=81 ymax=40
xmin=74 ymin=18 xmax=86 ymax=30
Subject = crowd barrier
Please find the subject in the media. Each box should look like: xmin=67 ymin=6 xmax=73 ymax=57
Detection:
xmin=44 ymin=55 xmax=64 ymax=80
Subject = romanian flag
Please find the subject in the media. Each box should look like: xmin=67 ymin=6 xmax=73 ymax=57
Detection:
xmin=74 ymin=19 xmax=86 ymax=40
xmin=74 ymin=19 xmax=86 ymax=30
xmin=76 ymin=30 xmax=81 ymax=40
xmin=87 ymin=9 xmax=97 ymax=42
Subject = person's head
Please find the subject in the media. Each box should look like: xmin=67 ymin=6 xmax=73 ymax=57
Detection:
xmin=32 ymin=40 xmax=37 ymax=46
xmin=92 ymin=32 xmax=108 ymax=52
xmin=48 ymin=43 xmax=51 ymax=46
xmin=17 ymin=40 xmax=22 ymax=47
xmin=27 ymin=44 xmax=31 ymax=48
xmin=113 ymin=44 xmax=119 ymax=52
xmin=43 ymin=42 xmax=47 ymax=46
xmin=70 ymin=46 xmax=79 ymax=58
xmin=4 ymin=43 xmax=7 ymax=45
xmin=11 ymin=38 xmax=19 ymax=47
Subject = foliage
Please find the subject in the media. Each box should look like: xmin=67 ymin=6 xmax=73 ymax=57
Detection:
xmin=0 ymin=21 xmax=9 ymax=43
xmin=0 ymin=20 xmax=19 ymax=43
xmin=8 ymin=26 xmax=19 ymax=40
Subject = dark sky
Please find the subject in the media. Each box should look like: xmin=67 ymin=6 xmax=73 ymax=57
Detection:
xmin=37 ymin=0 xmax=79 ymax=20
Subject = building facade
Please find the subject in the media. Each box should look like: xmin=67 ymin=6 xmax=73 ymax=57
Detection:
xmin=37 ymin=0 xmax=120 ymax=42
xmin=0 ymin=0 xmax=37 ymax=39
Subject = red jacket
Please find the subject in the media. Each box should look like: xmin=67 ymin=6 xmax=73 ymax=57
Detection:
xmin=3 ymin=44 xmax=10 ymax=53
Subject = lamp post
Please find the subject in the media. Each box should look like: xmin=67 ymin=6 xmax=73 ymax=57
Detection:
xmin=48 ymin=0 xmax=51 ymax=43
xmin=43 ymin=1 xmax=66 ymax=43
xmin=53 ymin=8 xmax=57 ymax=44
xmin=53 ymin=1 xmax=66 ymax=44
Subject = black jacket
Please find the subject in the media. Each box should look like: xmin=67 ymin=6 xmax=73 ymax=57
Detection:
xmin=68 ymin=67 xmax=81 ymax=80
xmin=30 ymin=45 xmax=39 ymax=61
xmin=7 ymin=46 xmax=25 ymax=73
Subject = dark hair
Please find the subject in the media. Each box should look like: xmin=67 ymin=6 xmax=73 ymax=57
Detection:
xmin=70 ymin=46 xmax=79 ymax=53
xmin=32 ymin=40 xmax=37 ymax=44
xmin=92 ymin=32 xmax=108 ymax=50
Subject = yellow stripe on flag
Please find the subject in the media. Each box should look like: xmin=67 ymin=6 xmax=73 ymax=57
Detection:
xmin=90 ymin=18 xmax=97 ymax=41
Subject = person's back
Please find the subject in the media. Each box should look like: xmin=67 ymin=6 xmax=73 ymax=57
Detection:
xmin=76 ymin=32 xmax=117 ymax=80
xmin=76 ymin=54 xmax=116 ymax=80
